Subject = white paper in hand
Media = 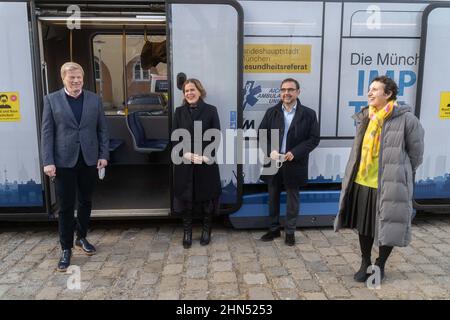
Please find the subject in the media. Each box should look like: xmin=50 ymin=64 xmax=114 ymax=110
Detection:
xmin=98 ymin=167 xmax=105 ymax=180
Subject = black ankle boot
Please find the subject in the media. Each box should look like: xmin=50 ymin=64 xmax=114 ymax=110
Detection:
xmin=354 ymin=257 xmax=371 ymax=282
xmin=182 ymin=216 xmax=192 ymax=249
xmin=200 ymin=215 xmax=212 ymax=246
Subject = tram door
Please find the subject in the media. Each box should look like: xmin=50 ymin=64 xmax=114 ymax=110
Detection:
xmin=0 ymin=1 xmax=46 ymax=216
xmin=34 ymin=11 xmax=172 ymax=216
xmin=414 ymin=3 xmax=450 ymax=209
xmin=167 ymin=0 xmax=244 ymax=213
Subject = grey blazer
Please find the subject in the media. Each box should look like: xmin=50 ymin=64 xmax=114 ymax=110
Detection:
xmin=41 ymin=88 xmax=109 ymax=168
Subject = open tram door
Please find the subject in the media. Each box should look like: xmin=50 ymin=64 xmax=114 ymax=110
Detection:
xmin=34 ymin=3 xmax=171 ymax=218
xmin=166 ymin=0 xmax=244 ymax=215
xmin=414 ymin=3 xmax=450 ymax=213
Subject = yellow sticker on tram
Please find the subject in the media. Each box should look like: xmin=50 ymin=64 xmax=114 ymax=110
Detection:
xmin=0 ymin=92 xmax=21 ymax=122
xmin=439 ymin=92 xmax=450 ymax=119
xmin=244 ymin=44 xmax=312 ymax=73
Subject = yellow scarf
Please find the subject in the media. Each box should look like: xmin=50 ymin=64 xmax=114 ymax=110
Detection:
xmin=357 ymin=100 xmax=396 ymax=179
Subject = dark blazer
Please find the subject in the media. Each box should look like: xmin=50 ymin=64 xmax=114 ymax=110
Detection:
xmin=41 ymin=88 xmax=109 ymax=167
xmin=172 ymin=99 xmax=222 ymax=202
xmin=258 ymin=99 xmax=320 ymax=188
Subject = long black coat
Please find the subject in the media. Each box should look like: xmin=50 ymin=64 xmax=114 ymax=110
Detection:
xmin=258 ymin=99 xmax=320 ymax=188
xmin=172 ymin=99 xmax=222 ymax=202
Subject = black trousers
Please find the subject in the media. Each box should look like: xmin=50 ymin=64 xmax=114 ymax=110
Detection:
xmin=55 ymin=154 xmax=97 ymax=250
xmin=268 ymin=167 xmax=299 ymax=235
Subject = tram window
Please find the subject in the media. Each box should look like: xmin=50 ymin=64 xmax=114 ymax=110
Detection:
xmin=133 ymin=61 xmax=150 ymax=81
xmin=92 ymin=34 xmax=167 ymax=115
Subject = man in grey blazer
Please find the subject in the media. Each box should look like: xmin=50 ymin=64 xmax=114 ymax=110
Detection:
xmin=41 ymin=62 xmax=109 ymax=272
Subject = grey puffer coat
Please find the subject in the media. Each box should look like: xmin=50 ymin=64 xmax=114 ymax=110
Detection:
xmin=334 ymin=104 xmax=424 ymax=247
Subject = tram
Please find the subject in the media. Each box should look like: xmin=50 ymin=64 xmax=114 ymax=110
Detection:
xmin=0 ymin=0 xmax=449 ymax=228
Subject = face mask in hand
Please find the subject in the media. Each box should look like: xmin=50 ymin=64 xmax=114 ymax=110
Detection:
xmin=98 ymin=167 xmax=105 ymax=180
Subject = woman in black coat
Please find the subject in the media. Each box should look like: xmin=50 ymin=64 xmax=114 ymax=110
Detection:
xmin=172 ymin=79 xmax=222 ymax=248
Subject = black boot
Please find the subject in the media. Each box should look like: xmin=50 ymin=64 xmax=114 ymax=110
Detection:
xmin=182 ymin=214 xmax=192 ymax=249
xmin=374 ymin=257 xmax=386 ymax=282
xmin=200 ymin=214 xmax=212 ymax=246
xmin=355 ymin=234 xmax=374 ymax=283
xmin=374 ymin=245 xmax=392 ymax=282
xmin=354 ymin=257 xmax=371 ymax=282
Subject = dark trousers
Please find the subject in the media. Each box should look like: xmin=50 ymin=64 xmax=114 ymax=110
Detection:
xmin=268 ymin=168 xmax=299 ymax=235
xmin=55 ymin=154 xmax=97 ymax=250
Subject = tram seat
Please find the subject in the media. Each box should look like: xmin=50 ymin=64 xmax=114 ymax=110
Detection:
xmin=109 ymin=138 xmax=124 ymax=152
xmin=126 ymin=111 xmax=169 ymax=153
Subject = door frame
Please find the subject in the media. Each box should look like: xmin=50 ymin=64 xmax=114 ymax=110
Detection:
xmin=414 ymin=2 xmax=450 ymax=211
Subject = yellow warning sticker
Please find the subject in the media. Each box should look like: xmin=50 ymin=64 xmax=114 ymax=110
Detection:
xmin=244 ymin=44 xmax=311 ymax=73
xmin=0 ymin=92 xmax=21 ymax=122
xmin=439 ymin=92 xmax=450 ymax=119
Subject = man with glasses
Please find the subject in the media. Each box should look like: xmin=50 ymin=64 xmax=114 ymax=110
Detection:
xmin=258 ymin=78 xmax=320 ymax=246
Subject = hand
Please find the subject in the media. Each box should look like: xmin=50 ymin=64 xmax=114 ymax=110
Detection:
xmin=183 ymin=152 xmax=193 ymax=162
xmin=270 ymin=150 xmax=280 ymax=161
xmin=183 ymin=152 xmax=204 ymax=164
xmin=285 ymin=152 xmax=294 ymax=161
xmin=192 ymin=154 xmax=204 ymax=164
xmin=97 ymin=159 xmax=108 ymax=169
xmin=202 ymin=156 xmax=210 ymax=164
xmin=43 ymin=165 xmax=56 ymax=177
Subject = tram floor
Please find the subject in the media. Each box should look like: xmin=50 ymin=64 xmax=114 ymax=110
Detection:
xmin=92 ymin=164 xmax=170 ymax=210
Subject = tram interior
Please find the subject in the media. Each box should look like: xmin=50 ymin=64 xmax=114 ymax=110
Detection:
xmin=38 ymin=5 xmax=171 ymax=214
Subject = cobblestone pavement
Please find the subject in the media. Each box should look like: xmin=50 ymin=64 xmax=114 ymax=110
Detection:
xmin=0 ymin=215 xmax=449 ymax=300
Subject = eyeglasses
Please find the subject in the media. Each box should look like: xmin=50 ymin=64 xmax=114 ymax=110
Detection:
xmin=280 ymin=88 xmax=298 ymax=93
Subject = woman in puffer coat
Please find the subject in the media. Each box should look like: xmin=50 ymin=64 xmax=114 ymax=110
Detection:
xmin=334 ymin=76 xmax=424 ymax=283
